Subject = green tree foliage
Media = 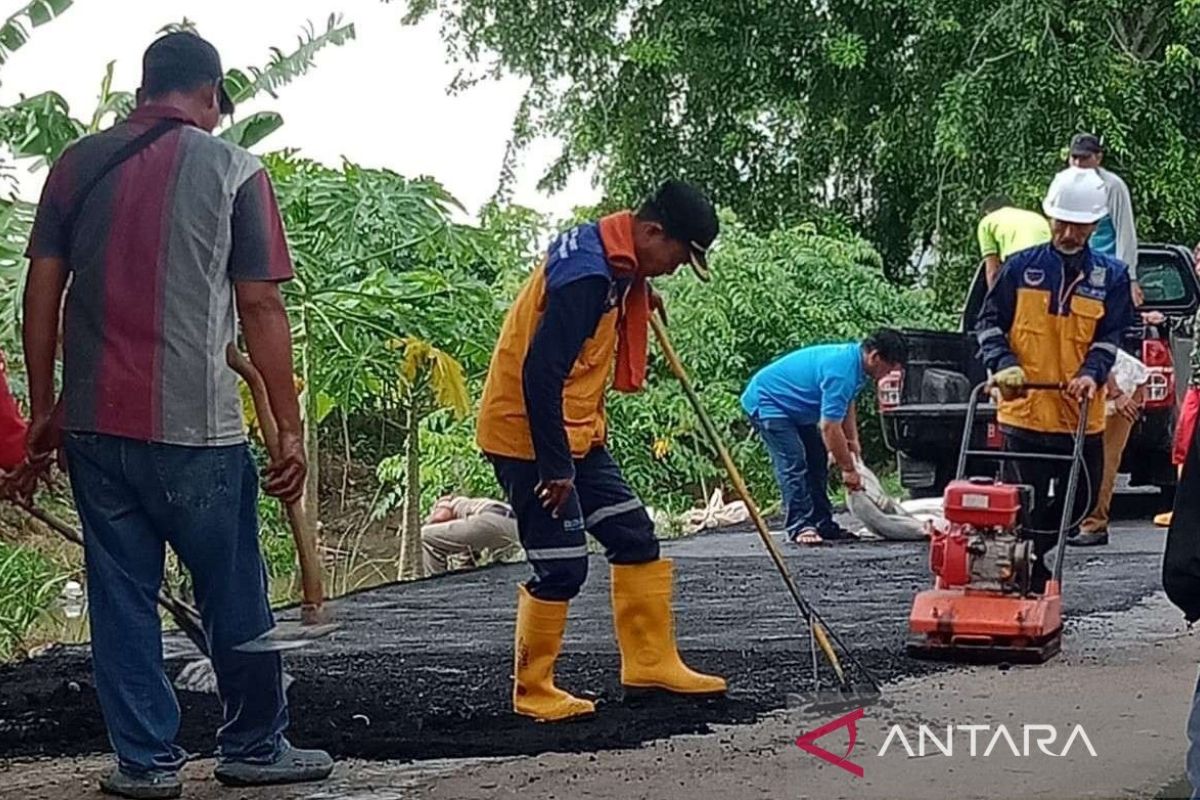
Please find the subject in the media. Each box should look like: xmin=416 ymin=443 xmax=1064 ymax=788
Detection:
xmin=406 ymin=0 xmax=1200 ymax=295
xmin=266 ymin=152 xmax=518 ymax=574
xmin=0 ymin=14 xmax=356 ymax=169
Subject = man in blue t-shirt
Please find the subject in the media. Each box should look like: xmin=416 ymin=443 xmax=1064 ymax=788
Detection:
xmin=741 ymin=330 xmax=908 ymax=545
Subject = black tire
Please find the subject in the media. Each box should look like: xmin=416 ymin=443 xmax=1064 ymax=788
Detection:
xmin=907 ymin=459 xmax=954 ymax=499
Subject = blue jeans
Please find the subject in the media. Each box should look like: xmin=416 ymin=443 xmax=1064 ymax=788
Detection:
xmin=64 ymin=433 xmax=287 ymax=776
xmin=751 ymin=416 xmax=835 ymax=536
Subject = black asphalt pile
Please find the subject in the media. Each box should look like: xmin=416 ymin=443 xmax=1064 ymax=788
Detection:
xmin=0 ymin=531 xmax=1165 ymax=763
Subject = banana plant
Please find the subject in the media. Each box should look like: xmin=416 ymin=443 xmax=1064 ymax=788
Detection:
xmin=0 ymin=13 xmax=357 ymax=171
xmin=392 ymin=337 xmax=470 ymax=579
xmin=0 ymin=0 xmax=72 ymax=68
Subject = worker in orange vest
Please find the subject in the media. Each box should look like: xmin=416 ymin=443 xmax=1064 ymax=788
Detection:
xmin=477 ymin=181 xmax=726 ymax=722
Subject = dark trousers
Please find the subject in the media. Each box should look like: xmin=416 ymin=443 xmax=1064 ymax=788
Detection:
xmin=1001 ymin=428 xmax=1103 ymax=592
xmin=64 ymin=433 xmax=287 ymax=776
xmin=751 ymin=415 xmax=836 ymax=536
xmin=490 ymin=447 xmax=660 ymax=601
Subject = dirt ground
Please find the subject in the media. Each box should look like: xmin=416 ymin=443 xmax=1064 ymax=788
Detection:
xmin=0 ymin=522 xmax=1191 ymax=799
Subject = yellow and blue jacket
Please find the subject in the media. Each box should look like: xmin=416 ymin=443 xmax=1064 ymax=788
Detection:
xmin=976 ymin=244 xmax=1135 ymax=435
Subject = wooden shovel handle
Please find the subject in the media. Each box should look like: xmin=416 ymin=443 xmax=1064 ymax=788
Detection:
xmin=225 ymin=344 xmax=328 ymax=623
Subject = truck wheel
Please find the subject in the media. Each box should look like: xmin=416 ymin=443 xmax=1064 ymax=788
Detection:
xmin=908 ymin=461 xmax=953 ymax=499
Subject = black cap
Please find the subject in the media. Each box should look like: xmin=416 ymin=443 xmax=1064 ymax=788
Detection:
xmin=143 ymin=32 xmax=234 ymax=115
xmin=1069 ymin=133 xmax=1103 ymax=157
xmin=646 ymin=180 xmax=719 ymax=281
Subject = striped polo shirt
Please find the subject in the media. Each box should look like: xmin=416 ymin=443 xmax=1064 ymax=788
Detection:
xmin=26 ymin=103 xmax=293 ymax=446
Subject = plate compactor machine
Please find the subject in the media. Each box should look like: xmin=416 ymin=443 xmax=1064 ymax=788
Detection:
xmin=908 ymin=383 xmax=1091 ymax=663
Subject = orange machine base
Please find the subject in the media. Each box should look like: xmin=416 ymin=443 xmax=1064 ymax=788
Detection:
xmin=907 ymin=582 xmax=1063 ymax=664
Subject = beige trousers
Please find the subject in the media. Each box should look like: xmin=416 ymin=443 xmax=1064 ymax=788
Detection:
xmin=421 ymin=513 xmax=520 ymax=576
xmin=1081 ymin=412 xmax=1136 ymax=533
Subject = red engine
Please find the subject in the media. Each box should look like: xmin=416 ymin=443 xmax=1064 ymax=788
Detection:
xmin=930 ymin=528 xmax=972 ymax=587
xmin=943 ymin=480 xmax=1022 ymax=528
xmin=929 ymin=479 xmax=1033 ymax=594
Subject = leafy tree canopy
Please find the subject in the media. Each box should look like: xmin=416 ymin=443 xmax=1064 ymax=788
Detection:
xmin=405 ymin=0 xmax=1200 ymax=291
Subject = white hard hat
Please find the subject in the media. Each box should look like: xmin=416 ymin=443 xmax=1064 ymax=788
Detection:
xmin=1042 ymin=166 xmax=1108 ymax=224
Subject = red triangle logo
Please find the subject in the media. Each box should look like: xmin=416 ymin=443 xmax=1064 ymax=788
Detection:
xmin=795 ymin=707 xmax=864 ymax=777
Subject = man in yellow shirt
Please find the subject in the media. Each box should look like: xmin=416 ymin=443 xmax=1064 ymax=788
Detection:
xmin=977 ymin=195 xmax=1052 ymax=287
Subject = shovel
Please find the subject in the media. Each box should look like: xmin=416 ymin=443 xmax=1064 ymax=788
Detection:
xmin=225 ymin=345 xmax=339 ymax=653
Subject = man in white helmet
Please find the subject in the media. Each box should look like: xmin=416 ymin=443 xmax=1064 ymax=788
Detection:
xmin=974 ymin=166 xmax=1136 ymax=592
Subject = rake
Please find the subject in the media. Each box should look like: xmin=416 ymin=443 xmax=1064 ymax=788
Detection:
xmin=649 ymin=313 xmax=882 ymax=708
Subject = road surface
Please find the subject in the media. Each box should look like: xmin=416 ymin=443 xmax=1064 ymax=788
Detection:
xmin=0 ymin=520 xmax=1192 ymax=799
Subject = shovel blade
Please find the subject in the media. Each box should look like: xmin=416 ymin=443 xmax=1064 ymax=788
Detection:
xmin=233 ymin=621 xmax=341 ymax=653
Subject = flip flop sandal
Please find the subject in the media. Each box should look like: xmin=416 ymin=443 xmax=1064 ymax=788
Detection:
xmin=789 ymin=528 xmax=826 ymax=547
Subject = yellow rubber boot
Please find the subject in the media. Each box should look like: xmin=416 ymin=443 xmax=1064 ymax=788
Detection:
xmin=512 ymin=585 xmax=595 ymax=722
xmin=611 ymin=559 xmax=727 ymax=695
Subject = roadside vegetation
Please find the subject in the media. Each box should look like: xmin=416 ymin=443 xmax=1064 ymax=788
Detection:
xmin=1 ymin=0 xmax=1195 ymax=658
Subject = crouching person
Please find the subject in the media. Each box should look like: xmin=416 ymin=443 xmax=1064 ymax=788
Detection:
xmin=476 ymin=181 xmax=726 ymax=722
xmin=422 ymin=495 xmax=520 ymax=576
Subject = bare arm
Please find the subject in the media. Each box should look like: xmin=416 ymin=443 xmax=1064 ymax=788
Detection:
xmin=235 ymin=281 xmax=305 ymax=502
xmin=841 ymin=404 xmax=861 ymax=457
xmin=235 ymin=281 xmax=301 ymax=436
xmin=22 ymin=257 xmax=68 ymax=424
xmin=984 ymin=254 xmax=1002 ymax=289
xmin=821 ymin=420 xmax=856 ymax=476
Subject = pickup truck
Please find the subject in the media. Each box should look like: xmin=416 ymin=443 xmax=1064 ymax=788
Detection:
xmin=880 ymin=244 xmax=1199 ymax=498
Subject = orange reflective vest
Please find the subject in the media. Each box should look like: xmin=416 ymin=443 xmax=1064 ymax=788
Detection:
xmin=477 ymin=213 xmax=648 ymax=460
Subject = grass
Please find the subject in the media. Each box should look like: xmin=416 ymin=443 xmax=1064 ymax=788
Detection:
xmin=0 ymin=541 xmax=66 ymax=660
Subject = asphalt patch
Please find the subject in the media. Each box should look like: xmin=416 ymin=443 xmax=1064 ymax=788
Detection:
xmin=0 ymin=531 xmax=1166 ymax=763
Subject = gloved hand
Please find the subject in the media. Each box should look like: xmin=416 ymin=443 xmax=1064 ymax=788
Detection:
xmin=992 ymin=366 xmax=1026 ymax=400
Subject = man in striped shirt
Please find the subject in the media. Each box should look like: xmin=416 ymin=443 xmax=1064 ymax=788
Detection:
xmin=23 ymin=32 xmax=330 ymax=798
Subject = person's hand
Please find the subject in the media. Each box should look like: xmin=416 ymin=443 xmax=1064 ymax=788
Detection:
xmin=991 ymin=365 xmax=1026 ymax=400
xmin=1142 ymin=311 xmax=1166 ymax=326
xmin=1066 ymin=375 xmax=1098 ymax=402
xmin=847 ymin=439 xmax=862 ymax=459
xmin=426 ymin=499 xmax=455 ymax=525
xmin=263 ymin=429 xmax=307 ymax=504
xmin=535 ymin=477 xmax=575 ymax=518
xmin=1114 ymin=392 xmax=1142 ymax=422
xmin=12 ymin=410 xmax=63 ymax=500
xmin=649 ymin=286 xmax=667 ymax=325
xmin=26 ymin=407 xmax=62 ymax=462
xmin=841 ymin=468 xmax=863 ymax=493
xmin=1132 ymin=281 xmax=1145 ymax=308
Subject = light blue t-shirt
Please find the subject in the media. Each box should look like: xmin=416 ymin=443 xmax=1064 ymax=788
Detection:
xmin=1090 ymin=215 xmax=1116 ymax=257
xmin=740 ymin=342 xmax=867 ymax=425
